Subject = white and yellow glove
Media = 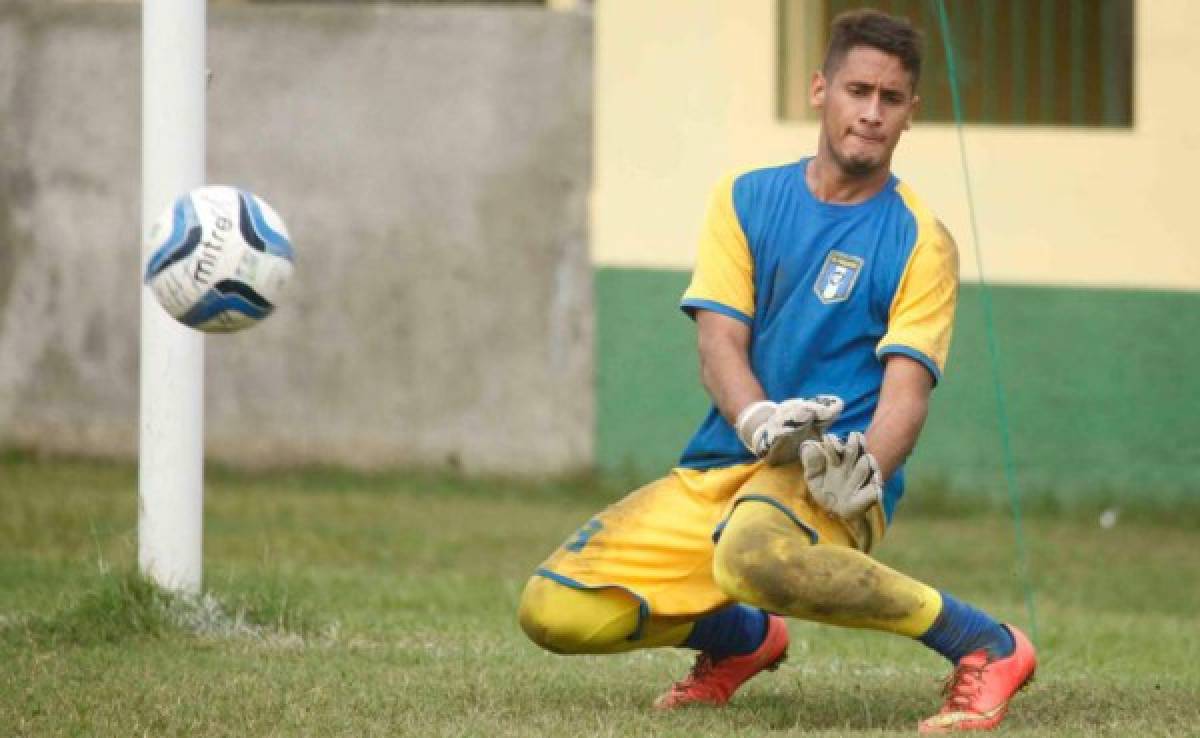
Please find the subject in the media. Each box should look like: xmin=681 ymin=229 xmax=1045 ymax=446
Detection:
xmin=800 ymin=431 xmax=887 ymax=552
xmin=734 ymin=395 xmax=844 ymax=466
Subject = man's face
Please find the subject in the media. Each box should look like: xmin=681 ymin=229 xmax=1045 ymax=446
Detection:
xmin=810 ymin=46 xmax=919 ymax=178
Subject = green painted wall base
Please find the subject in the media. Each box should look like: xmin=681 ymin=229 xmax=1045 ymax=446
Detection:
xmin=596 ymin=267 xmax=1200 ymax=507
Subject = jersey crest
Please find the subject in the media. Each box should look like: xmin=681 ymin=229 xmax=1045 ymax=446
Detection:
xmin=813 ymin=250 xmax=863 ymax=304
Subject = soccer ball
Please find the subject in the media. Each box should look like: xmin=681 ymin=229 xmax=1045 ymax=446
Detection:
xmin=143 ymin=186 xmax=294 ymax=333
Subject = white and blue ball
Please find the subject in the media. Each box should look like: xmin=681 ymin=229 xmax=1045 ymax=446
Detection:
xmin=144 ymin=186 xmax=294 ymax=333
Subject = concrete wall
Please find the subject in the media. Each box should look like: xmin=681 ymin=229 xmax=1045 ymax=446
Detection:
xmin=0 ymin=2 xmax=594 ymax=474
xmin=593 ymin=0 xmax=1200 ymax=291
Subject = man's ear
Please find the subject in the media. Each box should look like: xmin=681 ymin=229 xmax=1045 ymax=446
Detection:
xmin=904 ymin=94 xmax=921 ymax=130
xmin=810 ymin=70 xmax=827 ymax=109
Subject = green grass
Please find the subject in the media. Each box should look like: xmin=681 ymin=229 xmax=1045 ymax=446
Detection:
xmin=2 ymin=452 xmax=1198 ymax=736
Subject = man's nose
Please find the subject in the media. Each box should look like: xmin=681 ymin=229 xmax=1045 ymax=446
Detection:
xmin=860 ymin=95 xmax=883 ymax=125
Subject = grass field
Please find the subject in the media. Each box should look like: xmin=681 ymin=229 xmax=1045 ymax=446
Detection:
xmin=2 ymin=452 xmax=1198 ymax=737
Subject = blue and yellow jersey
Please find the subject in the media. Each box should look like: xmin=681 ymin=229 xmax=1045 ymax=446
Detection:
xmin=679 ymin=158 xmax=959 ymax=517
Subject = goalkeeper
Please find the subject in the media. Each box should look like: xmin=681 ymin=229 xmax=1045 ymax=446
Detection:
xmin=518 ymin=8 xmax=1035 ymax=733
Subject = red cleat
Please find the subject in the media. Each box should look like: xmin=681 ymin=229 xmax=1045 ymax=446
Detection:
xmin=653 ymin=614 xmax=789 ymax=709
xmin=918 ymin=625 xmax=1037 ymax=733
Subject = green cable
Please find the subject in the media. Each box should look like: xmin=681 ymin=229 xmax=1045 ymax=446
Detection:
xmin=932 ymin=0 xmax=1039 ymax=645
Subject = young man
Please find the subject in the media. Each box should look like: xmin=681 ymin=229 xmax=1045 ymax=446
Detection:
xmin=518 ymin=9 xmax=1035 ymax=733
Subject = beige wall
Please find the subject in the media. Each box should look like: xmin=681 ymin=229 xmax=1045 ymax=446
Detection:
xmin=594 ymin=0 xmax=1200 ymax=290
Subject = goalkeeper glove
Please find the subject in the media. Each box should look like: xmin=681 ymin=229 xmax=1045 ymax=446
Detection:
xmin=800 ymin=431 xmax=886 ymax=552
xmin=734 ymin=395 xmax=844 ymax=465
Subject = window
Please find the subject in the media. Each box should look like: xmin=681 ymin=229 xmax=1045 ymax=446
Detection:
xmin=779 ymin=0 xmax=1134 ymax=126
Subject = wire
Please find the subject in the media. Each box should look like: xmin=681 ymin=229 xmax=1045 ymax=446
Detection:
xmin=932 ymin=0 xmax=1039 ymax=644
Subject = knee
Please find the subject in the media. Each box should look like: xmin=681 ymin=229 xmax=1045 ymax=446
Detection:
xmin=518 ymin=576 xmax=573 ymax=653
xmin=517 ymin=575 xmax=634 ymax=655
xmin=716 ymin=527 xmax=874 ymax=617
xmin=713 ymin=503 xmax=823 ymax=610
xmin=712 ymin=516 xmax=791 ymax=605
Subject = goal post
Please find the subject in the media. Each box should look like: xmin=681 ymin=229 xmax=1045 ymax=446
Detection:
xmin=139 ymin=0 xmax=207 ymax=595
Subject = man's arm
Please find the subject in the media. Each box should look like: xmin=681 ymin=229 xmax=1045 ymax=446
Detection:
xmin=864 ymin=354 xmax=933 ymax=481
xmin=695 ymin=309 xmax=764 ymax=425
xmin=697 ymin=308 xmax=845 ymax=460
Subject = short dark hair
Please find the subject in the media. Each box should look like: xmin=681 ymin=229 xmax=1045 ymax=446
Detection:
xmin=822 ymin=9 xmax=923 ymax=89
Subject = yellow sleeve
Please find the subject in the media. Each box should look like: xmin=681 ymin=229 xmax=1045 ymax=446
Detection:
xmin=679 ymin=174 xmax=755 ymax=325
xmin=876 ymin=219 xmax=959 ymax=384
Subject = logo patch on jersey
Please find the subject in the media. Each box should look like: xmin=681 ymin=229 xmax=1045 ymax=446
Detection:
xmin=813 ymin=250 xmax=863 ymax=304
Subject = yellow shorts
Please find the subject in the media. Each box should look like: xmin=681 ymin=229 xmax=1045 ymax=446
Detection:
xmin=535 ymin=461 xmax=867 ymax=629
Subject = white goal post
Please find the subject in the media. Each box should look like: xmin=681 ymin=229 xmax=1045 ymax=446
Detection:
xmin=139 ymin=0 xmax=207 ymax=595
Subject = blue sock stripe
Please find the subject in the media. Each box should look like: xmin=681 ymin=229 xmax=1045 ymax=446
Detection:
xmin=919 ymin=592 xmax=1015 ymax=663
xmin=683 ymin=604 xmax=767 ymax=659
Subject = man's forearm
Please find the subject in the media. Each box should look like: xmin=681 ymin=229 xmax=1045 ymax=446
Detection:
xmin=695 ymin=311 xmax=766 ymax=425
xmin=864 ymin=392 xmax=928 ymax=480
xmin=699 ymin=333 xmax=766 ymax=426
xmin=864 ymin=355 xmax=934 ymax=480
